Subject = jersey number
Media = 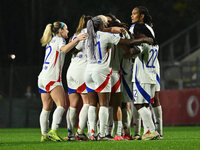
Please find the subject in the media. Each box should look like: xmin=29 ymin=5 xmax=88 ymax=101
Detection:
xmin=44 ymin=46 xmax=52 ymax=64
xmin=95 ymin=41 xmax=102 ymax=63
xmin=146 ymin=49 xmax=158 ymax=68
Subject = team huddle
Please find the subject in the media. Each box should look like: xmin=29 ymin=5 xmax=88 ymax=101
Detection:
xmin=38 ymin=6 xmax=163 ymax=142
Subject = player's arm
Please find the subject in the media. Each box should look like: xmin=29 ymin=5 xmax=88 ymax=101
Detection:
xmin=60 ymin=33 xmax=87 ymax=53
xmin=119 ymin=37 xmax=153 ymax=46
xmin=103 ymin=27 xmax=126 ymax=34
xmin=119 ymin=45 xmax=140 ymax=58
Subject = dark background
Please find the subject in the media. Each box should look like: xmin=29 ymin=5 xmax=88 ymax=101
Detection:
xmin=0 ymin=0 xmax=200 ymax=97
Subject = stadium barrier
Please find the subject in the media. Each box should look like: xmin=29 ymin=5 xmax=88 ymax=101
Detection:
xmin=0 ymin=88 xmax=199 ymax=128
xmin=160 ymin=88 xmax=200 ymax=125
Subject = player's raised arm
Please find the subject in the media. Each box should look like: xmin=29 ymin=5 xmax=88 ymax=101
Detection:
xmin=60 ymin=33 xmax=87 ymax=53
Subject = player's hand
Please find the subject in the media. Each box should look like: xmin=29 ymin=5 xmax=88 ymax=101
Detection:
xmin=120 ymin=28 xmax=126 ymax=35
xmin=111 ymin=27 xmax=125 ymax=33
xmin=143 ymin=37 xmax=153 ymax=45
xmin=77 ymin=33 xmax=87 ymax=41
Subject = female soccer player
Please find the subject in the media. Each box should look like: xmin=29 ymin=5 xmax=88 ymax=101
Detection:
xmin=130 ymin=6 xmax=163 ymax=139
xmin=132 ymin=23 xmax=159 ymax=140
xmin=66 ymin=15 xmax=92 ymax=141
xmin=38 ymin=21 xmax=86 ymax=142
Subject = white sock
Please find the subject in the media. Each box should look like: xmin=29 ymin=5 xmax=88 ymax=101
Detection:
xmin=143 ymin=107 xmax=151 ymax=134
xmin=106 ymin=107 xmax=113 ymax=136
xmin=66 ymin=109 xmax=72 ymax=135
xmin=88 ymin=106 xmax=96 ymax=136
xmin=114 ymin=121 xmax=123 ymax=136
xmin=69 ymin=107 xmax=76 ymax=134
xmin=97 ymin=119 xmax=100 ymax=134
xmin=143 ymin=119 xmax=148 ymax=135
xmin=78 ymin=104 xmax=89 ymax=134
xmin=40 ymin=109 xmax=50 ymax=136
xmin=99 ymin=106 xmax=109 ymax=137
xmin=127 ymin=109 xmax=132 ymax=132
xmin=87 ymin=121 xmax=90 ymax=136
xmin=138 ymin=107 xmax=155 ymax=133
xmin=51 ymin=106 xmax=65 ymax=131
xmin=153 ymin=106 xmax=163 ymax=135
xmin=133 ymin=106 xmax=141 ymax=135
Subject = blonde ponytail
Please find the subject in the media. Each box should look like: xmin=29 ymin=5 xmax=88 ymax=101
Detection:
xmin=40 ymin=24 xmax=53 ymax=47
xmin=76 ymin=15 xmax=86 ymax=34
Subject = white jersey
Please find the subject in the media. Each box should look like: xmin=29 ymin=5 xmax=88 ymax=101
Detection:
xmin=130 ymin=24 xmax=160 ymax=85
xmin=111 ymin=31 xmax=131 ymax=72
xmin=110 ymin=31 xmax=131 ymax=93
xmin=67 ymin=29 xmax=87 ymax=94
xmin=70 ymin=28 xmax=87 ymax=68
xmin=84 ymin=31 xmax=120 ymax=93
xmin=38 ymin=36 xmax=66 ymax=82
xmin=155 ymin=58 xmax=160 ymax=91
xmin=132 ymin=43 xmax=159 ymax=84
xmin=86 ymin=31 xmax=120 ymax=73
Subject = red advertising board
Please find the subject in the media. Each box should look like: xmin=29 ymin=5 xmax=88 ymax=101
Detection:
xmin=160 ymin=88 xmax=200 ymax=125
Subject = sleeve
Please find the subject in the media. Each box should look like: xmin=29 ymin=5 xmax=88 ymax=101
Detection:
xmin=58 ymin=38 xmax=66 ymax=51
xmin=121 ymin=30 xmax=130 ymax=39
xmin=75 ymin=40 xmax=84 ymax=50
xmin=129 ymin=24 xmax=135 ymax=34
xmin=75 ymin=32 xmax=86 ymax=50
xmin=145 ymin=24 xmax=155 ymax=37
xmin=107 ymin=33 xmax=121 ymax=45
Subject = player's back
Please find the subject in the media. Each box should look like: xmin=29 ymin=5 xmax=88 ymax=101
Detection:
xmin=86 ymin=31 xmax=120 ymax=73
xmin=132 ymin=43 xmax=159 ymax=84
xmin=39 ymin=36 xmax=66 ymax=80
xmin=70 ymin=28 xmax=87 ymax=69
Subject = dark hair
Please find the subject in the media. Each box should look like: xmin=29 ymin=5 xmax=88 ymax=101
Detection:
xmin=104 ymin=14 xmax=130 ymax=36
xmin=87 ymin=16 xmax=103 ymax=62
xmin=133 ymin=23 xmax=157 ymax=45
xmin=135 ymin=6 xmax=153 ymax=26
xmin=83 ymin=15 xmax=92 ymax=28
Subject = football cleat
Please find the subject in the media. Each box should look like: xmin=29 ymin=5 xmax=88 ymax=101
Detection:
xmin=75 ymin=132 xmax=88 ymax=141
xmin=47 ymin=130 xmax=63 ymax=142
xmin=63 ymin=135 xmax=76 ymax=141
xmin=97 ymin=135 xmax=114 ymax=141
xmin=113 ymin=135 xmax=124 ymax=141
xmin=133 ymin=134 xmax=141 ymax=140
xmin=88 ymin=135 xmax=96 ymax=141
xmin=158 ymin=135 xmax=164 ymax=140
xmin=123 ymin=134 xmax=133 ymax=140
xmin=141 ymin=131 xmax=159 ymax=140
xmin=40 ymin=135 xmax=50 ymax=142
xmin=105 ymin=134 xmax=114 ymax=139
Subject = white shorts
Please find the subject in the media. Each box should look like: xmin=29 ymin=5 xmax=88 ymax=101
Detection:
xmin=133 ymin=83 xmax=155 ymax=104
xmin=111 ymin=71 xmax=122 ymax=93
xmin=85 ymin=70 xmax=112 ymax=93
xmin=121 ymin=74 xmax=133 ymax=102
xmin=38 ymin=77 xmax=62 ymax=93
xmin=67 ymin=68 xmax=87 ymax=94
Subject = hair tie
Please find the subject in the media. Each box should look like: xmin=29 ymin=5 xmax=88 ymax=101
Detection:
xmin=56 ymin=22 xmax=65 ymax=33
xmin=60 ymin=22 xmax=65 ymax=28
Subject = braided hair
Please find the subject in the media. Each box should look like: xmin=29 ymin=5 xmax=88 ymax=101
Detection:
xmin=135 ymin=6 xmax=153 ymax=26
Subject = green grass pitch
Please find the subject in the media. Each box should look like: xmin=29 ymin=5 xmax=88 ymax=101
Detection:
xmin=0 ymin=126 xmax=200 ymax=150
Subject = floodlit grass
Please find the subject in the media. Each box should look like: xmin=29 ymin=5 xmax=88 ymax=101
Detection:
xmin=0 ymin=126 xmax=200 ymax=150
